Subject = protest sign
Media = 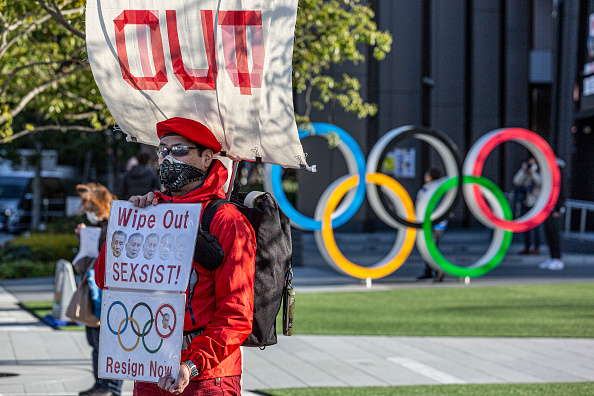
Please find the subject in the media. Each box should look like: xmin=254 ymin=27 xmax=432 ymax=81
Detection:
xmin=72 ymin=226 xmax=102 ymax=266
xmin=104 ymin=201 xmax=201 ymax=292
xmin=86 ymin=0 xmax=309 ymax=170
xmin=99 ymin=290 xmax=185 ymax=382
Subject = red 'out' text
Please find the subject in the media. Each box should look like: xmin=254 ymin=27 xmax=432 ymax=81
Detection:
xmin=114 ymin=9 xmax=264 ymax=95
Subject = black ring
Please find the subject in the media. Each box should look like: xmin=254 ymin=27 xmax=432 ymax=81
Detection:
xmin=130 ymin=302 xmax=153 ymax=337
xmin=371 ymin=125 xmax=463 ymax=229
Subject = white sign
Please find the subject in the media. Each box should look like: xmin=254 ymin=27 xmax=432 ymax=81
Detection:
xmin=99 ymin=290 xmax=185 ymax=382
xmin=86 ymin=0 xmax=308 ymax=170
xmin=72 ymin=226 xmax=102 ymax=266
xmin=105 ymin=201 xmax=201 ymax=292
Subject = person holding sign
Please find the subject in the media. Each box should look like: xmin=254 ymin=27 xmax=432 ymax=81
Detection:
xmin=95 ymin=117 xmax=256 ymax=395
xmin=75 ymin=184 xmax=123 ymax=396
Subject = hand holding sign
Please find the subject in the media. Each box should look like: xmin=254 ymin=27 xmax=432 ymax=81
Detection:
xmin=129 ymin=191 xmax=159 ymax=208
xmin=158 ymin=364 xmax=191 ymax=395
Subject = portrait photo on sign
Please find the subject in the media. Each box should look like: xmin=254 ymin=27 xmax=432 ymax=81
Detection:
xmin=105 ymin=201 xmax=202 ymax=292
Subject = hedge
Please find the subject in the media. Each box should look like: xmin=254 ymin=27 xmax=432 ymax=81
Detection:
xmin=0 ymin=232 xmax=79 ymax=279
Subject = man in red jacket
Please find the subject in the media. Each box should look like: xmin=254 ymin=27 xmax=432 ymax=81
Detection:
xmin=95 ymin=117 xmax=256 ymax=395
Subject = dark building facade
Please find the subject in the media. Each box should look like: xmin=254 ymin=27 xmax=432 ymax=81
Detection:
xmin=572 ymin=0 xmax=594 ymax=202
xmin=294 ymin=0 xmax=582 ymax=229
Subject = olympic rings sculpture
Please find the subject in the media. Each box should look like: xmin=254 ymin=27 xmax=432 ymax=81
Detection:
xmin=264 ymin=123 xmax=561 ymax=280
xmin=107 ymin=301 xmax=176 ymax=353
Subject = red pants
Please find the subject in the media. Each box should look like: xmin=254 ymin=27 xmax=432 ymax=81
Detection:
xmin=133 ymin=376 xmax=241 ymax=396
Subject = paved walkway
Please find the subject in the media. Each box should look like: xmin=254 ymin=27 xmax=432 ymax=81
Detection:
xmin=1 ymin=277 xmax=594 ymax=395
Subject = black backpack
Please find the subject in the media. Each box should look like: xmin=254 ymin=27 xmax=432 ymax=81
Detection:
xmin=194 ymin=191 xmax=294 ymax=347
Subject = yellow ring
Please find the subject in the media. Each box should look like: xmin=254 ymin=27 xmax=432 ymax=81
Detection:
xmin=118 ymin=317 xmax=141 ymax=352
xmin=320 ymin=173 xmax=416 ymax=279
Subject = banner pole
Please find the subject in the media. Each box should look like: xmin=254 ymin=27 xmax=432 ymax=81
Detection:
xmin=226 ymin=160 xmax=240 ymax=200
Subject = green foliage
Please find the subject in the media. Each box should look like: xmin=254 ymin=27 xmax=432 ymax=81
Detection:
xmin=282 ymin=283 xmax=594 ymax=338
xmin=2 ymin=232 xmax=78 ymax=263
xmin=0 ymin=231 xmax=79 ymax=279
xmin=0 ymin=0 xmax=111 ymax=141
xmin=294 ymin=0 xmax=392 ymax=123
xmin=0 ymin=259 xmax=56 ymax=279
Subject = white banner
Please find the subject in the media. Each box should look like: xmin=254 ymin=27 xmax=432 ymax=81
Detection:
xmin=104 ymin=200 xmax=201 ymax=292
xmin=86 ymin=0 xmax=308 ymax=169
xmin=99 ymin=290 xmax=185 ymax=382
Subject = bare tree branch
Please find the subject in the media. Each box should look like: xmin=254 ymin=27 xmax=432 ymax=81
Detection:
xmin=34 ymin=0 xmax=85 ymax=39
xmin=64 ymin=111 xmax=99 ymax=121
xmin=59 ymin=89 xmax=105 ymax=111
xmin=1 ymin=4 xmax=85 ymax=60
xmin=0 ymin=64 xmax=85 ymax=125
xmin=0 ymin=60 xmax=62 ymax=97
xmin=304 ymin=85 xmax=313 ymax=120
xmin=0 ymin=122 xmax=110 ymax=144
xmin=0 ymin=13 xmax=52 ymax=59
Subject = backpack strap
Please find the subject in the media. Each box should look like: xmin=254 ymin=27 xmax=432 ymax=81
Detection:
xmin=194 ymin=199 xmax=231 ymax=271
xmin=200 ymin=199 xmax=230 ymax=233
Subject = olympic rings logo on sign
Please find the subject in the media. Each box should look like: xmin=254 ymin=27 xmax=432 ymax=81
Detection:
xmin=264 ymin=123 xmax=561 ymax=280
xmin=107 ymin=301 xmax=177 ymax=353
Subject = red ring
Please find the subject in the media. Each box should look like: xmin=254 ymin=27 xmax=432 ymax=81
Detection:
xmin=470 ymin=128 xmax=560 ymax=232
xmin=154 ymin=303 xmax=176 ymax=339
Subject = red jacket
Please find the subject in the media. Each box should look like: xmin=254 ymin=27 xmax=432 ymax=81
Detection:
xmin=95 ymin=160 xmax=256 ymax=380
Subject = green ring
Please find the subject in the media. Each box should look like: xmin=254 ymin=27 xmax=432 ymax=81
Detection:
xmin=141 ymin=319 xmax=163 ymax=354
xmin=422 ymin=176 xmax=513 ymax=278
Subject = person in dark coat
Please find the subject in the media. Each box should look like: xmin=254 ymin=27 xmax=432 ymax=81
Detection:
xmin=539 ymin=158 xmax=567 ymax=270
xmin=118 ymin=152 xmax=161 ymax=200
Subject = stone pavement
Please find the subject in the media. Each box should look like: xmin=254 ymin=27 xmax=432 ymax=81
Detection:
xmin=1 ymin=271 xmax=594 ymax=395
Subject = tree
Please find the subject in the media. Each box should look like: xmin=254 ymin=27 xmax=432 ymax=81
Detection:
xmin=0 ymin=0 xmax=111 ymax=142
xmin=293 ymin=0 xmax=392 ymax=123
xmin=0 ymin=0 xmax=391 ymax=142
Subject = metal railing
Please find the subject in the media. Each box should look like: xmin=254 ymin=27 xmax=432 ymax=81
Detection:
xmin=564 ymin=199 xmax=594 ymax=241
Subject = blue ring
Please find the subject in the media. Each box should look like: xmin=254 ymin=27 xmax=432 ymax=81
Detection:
xmin=107 ymin=301 xmax=128 ymax=335
xmin=270 ymin=123 xmax=366 ymax=230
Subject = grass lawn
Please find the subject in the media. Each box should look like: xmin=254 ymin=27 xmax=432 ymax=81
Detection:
xmin=23 ymin=283 xmax=594 ymax=336
xmin=20 ymin=300 xmax=84 ymax=331
xmin=259 ymin=382 xmax=594 ymax=395
xmin=285 ymin=282 xmax=594 ymax=337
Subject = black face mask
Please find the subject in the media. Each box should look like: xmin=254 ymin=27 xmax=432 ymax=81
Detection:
xmin=158 ymin=157 xmax=207 ymax=192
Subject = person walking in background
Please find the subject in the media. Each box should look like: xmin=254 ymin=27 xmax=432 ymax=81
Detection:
xmin=416 ymin=169 xmax=448 ymax=282
xmin=539 ymin=158 xmax=567 ymax=270
xmin=513 ymin=157 xmax=542 ymax=254
xmin=74 ymin=184 xmax=123 ymax=396
xmin=118 ymin=152 xmax=161 ymax=200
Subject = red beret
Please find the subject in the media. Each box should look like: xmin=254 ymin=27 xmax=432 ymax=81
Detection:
xmin=157 ymin=117 xmax=222 ymax=154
